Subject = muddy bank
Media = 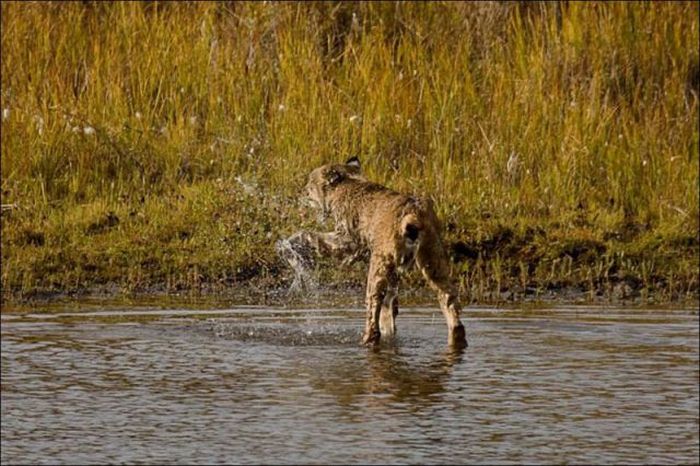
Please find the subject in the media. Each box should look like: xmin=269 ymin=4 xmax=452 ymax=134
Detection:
xmin=3 ymin=263 xmax=697 ymax=313
xmin=2 ymin=216 xmax=698 ymax=310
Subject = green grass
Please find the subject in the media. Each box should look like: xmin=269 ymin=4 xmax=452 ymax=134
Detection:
xmin=1 ymin=1 xmax=698 ymax=305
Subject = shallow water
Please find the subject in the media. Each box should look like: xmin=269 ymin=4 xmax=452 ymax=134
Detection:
xmin=1 ymin=306 xmax=698 ymax=464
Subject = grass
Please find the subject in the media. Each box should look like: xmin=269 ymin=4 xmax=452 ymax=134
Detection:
xmin=1 ymin=1 xmax=698 ymax=305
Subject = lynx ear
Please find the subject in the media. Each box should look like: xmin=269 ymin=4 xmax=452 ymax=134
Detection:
xmin=345 ymin=156 xmax=361 ymax=170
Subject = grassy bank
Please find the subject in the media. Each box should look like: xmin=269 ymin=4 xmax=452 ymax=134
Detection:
xmin=2 ymin=1 xmax=698 ymax=306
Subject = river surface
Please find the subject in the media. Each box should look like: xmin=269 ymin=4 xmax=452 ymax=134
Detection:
xmin=1 ymin=306 xmax=698 ymax=464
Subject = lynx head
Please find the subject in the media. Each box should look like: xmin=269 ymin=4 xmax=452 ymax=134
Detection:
xmin=304 ymin=156 xmax=363 ymax=221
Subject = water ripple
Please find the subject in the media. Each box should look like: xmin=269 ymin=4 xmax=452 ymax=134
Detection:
xmin=1 ymin=308 xmax=698 ymax=464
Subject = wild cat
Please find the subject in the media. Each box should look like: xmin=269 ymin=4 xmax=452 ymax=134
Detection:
xmin=278 ymin=157 xmax=466 ymax=347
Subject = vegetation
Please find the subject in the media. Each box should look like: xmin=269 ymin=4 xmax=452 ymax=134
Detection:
xmin=2 ymin=1 xmax=698 ymax=306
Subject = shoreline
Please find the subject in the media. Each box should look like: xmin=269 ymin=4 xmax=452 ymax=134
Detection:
xmin=3 ymin=273 xmax=698 ymax=313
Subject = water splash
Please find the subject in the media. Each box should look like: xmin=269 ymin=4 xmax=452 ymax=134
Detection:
xmin=275 ymin=233 xmax=318 ymax=293
xmin=204 ymin=319 xmax=360 ymax=347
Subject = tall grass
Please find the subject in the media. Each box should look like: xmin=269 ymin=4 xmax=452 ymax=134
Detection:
xmin=1 ymin=1 xmax=698 ymax=302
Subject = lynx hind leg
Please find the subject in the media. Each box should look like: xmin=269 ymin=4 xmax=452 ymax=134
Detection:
xmin=378 ymin=282 xmax=399 ymax=338
xmin=362 ymin=255 xmax=397 ymax=345
xmin=416 ymin=233 xmax=467 ymax=347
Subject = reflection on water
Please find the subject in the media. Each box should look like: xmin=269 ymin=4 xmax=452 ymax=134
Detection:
xmin=1 ymin=307 xmax=698 ymax=464
xmin=311 ymin=344 xmax=465 ymax=407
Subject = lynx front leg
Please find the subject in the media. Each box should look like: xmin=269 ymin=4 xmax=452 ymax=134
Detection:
xmin=293 ymin=230 xmax=356 ymax=257
xmin=279 ymin=230 xmax=357 ymax=266
xmin=277 ymin=230 xmax=358 ymax=291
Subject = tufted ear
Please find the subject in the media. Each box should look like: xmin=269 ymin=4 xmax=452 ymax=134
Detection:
xmin=345 ymin=156 xmax=361 ymax=171
xmin=325 ymin=168 xmax=343 ymax=186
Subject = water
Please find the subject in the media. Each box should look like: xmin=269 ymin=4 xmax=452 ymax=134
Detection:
xmin=2 ymin=306 xmax=698 ymax=464
xmin=275 ymin=235 xmax=318 ymax=293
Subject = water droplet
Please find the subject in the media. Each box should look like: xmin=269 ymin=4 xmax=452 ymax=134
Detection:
xmin=276 ymin=234 xmax=318 ymax=293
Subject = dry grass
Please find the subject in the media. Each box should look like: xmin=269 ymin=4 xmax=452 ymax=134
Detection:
xmin=1 ymin=1 xmax=698 ymax=303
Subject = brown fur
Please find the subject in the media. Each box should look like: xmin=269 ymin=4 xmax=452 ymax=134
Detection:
xmin=292 ymin=157 xmax=466 ymax=347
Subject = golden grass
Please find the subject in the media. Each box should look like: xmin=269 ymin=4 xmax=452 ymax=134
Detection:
xmin=1 ymin=1 xmax=698 ymax=303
